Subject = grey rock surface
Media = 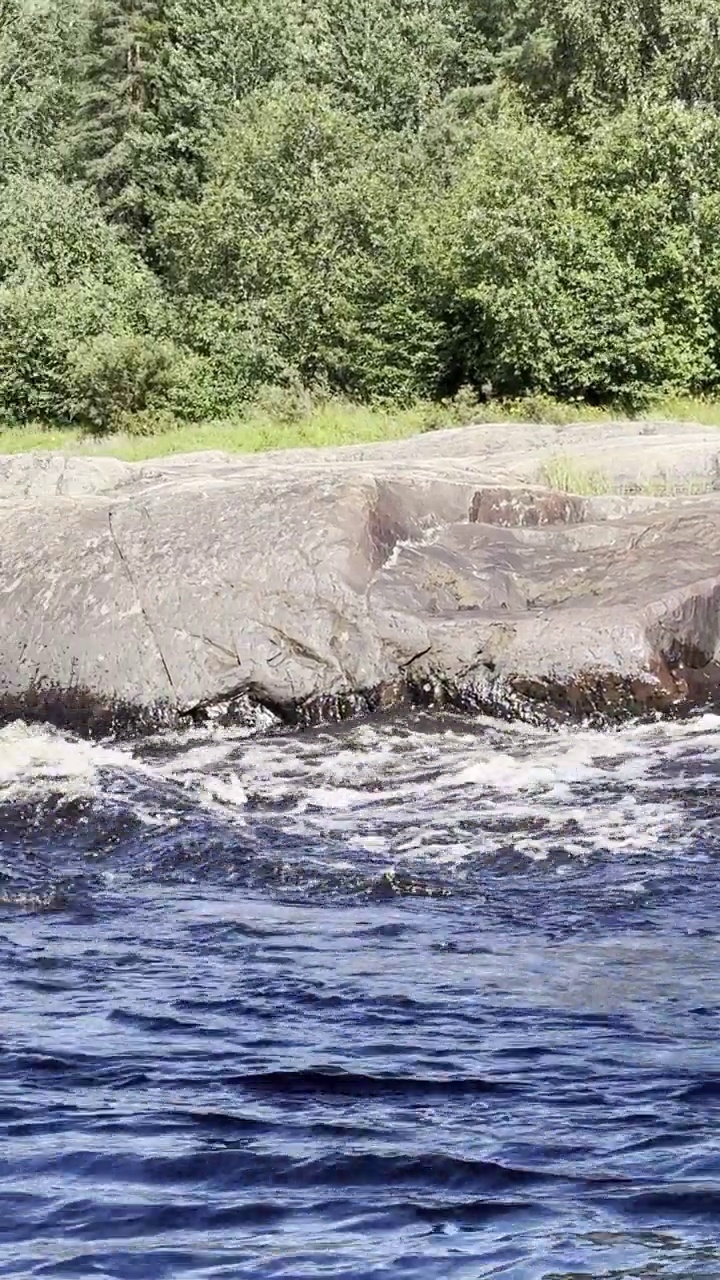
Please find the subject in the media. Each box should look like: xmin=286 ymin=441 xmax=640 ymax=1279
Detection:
xmin=3 ymin=419 xmax=720 ymax=735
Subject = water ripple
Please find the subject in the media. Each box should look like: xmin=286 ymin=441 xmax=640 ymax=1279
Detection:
xmin=2 ymin=712 xmax=720 ymax=1276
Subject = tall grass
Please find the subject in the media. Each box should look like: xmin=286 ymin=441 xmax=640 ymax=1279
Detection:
xmin=538 ymin=457 xmax=615 ymax=495
xmin=1 ymin=393 xmax=719 ymax=462
xmin=539 ymin=457 xmax=717 ymax=496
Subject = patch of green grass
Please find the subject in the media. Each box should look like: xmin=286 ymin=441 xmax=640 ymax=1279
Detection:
xmin=538 ymin=456 xmax=616 ymax=494
xmin=0 ymin=406 xmax=427 ymax=461
xmin=0 ymin=425 xmax=86 ymax=454
xmin=539 ymin=456 xmax=717 ymax=496
xmin=641 ymin=395 xmax=720 ymax=427
xmin=500 ymin=393 xmax=612 ymax=425
xmin=2 ymin=392 xmax=720 ymax=460
xmin=0 ymin=394 xmax=505 ymax=461
xmin=507 ymin=392 xmax=720 ymax=429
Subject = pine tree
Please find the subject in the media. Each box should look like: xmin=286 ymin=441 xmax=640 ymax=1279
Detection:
xmin=68 ymin=0 xmax=208 ymax=244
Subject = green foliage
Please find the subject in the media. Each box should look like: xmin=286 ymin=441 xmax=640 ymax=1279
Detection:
xmin=67 ymin=0 xmax=213 ymax=240
xmin=170 ymin=0 xmax=299 ymax=127
xmin=0 ymin=275 xmax=165 ymax=425
xmin=0 ymin=175 xmax=179 ymax=425
xmin=0 ymin=174 xmax=154 ymax=288
xmin=67 ymin=333 xmax=187 ymax=430
xmin=578 ymin=102 xmax=720 ymax=388
xmin=5 ymin=0 xmax=720 ymax=429
xmin=508 ymin=0 xmax=720 ymax=126
xmin=435 ymin=119 xmax=649 ymax=404
xmin=432 ymin=102 xmax=720 ymax=406
xmin=0 ymin=0 xmax=80 ymax=176
xmin=160 ymin=85 xmax=444 ymax=400
xmin=292 ymin=0 xmax=465 ymax=129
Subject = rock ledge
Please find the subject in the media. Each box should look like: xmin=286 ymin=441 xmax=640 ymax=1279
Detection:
xmin=3 ymin=419 xmax=720 ymax=736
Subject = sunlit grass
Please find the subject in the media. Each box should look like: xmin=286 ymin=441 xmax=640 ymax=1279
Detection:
xmin=643 ymin=395 xmax=720 ymax=427
xmin=0 ymin=402 xmax=442 ymax=461
xmin=538 ymin=456 xmax=616 ymax=495
xmin=1 ymin=393 xmax=719 ymax=461
xmin=539 ymin=456 xmax=717 ymax=497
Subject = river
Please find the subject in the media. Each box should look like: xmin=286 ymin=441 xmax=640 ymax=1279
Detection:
xmin=2 ymin=710 xmax=720 ymax=1278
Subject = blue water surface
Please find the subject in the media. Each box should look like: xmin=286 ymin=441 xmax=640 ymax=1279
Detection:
xmin=1 ymin=712 xmax=720 ymax=1279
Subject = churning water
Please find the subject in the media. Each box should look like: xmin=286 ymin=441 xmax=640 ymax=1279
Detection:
xmin=2 ymin=710 xmax=720 ymax=1278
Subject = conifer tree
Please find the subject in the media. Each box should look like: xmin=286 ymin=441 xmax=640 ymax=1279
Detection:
xmin=68 ymin=0 xmax=207 ymax=243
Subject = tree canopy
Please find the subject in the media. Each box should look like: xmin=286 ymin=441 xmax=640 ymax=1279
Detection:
xmin=2 ymin=0 xmax=720 ymax=426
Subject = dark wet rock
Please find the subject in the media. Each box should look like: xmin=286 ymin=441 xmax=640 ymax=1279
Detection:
xmin=469 ymin=487 xmax=584 ymax=527
xmin=4 ymin=421 xmax=720 ymax=735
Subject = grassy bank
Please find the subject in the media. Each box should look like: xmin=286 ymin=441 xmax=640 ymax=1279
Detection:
xmin=0 ymin=393 xmax=719 ymax=463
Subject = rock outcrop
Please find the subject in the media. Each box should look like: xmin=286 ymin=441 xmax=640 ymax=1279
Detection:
xmin=3 ymin=419 xmax=720 ymax=735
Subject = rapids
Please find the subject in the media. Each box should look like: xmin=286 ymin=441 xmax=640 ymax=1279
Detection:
xmin=1 ymin=711 xmax=720 ymax=1277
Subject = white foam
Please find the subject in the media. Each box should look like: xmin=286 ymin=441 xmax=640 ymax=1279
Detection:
xmin=2 ymin=711 xmax=719 ymax=869
xmin=0 ymin=719 xmax=128 ymax=803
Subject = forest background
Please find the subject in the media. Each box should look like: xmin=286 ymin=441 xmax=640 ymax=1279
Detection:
xmin=3 ymin=0 xmax=720 ymax=447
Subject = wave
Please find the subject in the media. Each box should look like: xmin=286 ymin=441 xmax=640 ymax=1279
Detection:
xmin=1 ymin=711 xmax=720 ymax=904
